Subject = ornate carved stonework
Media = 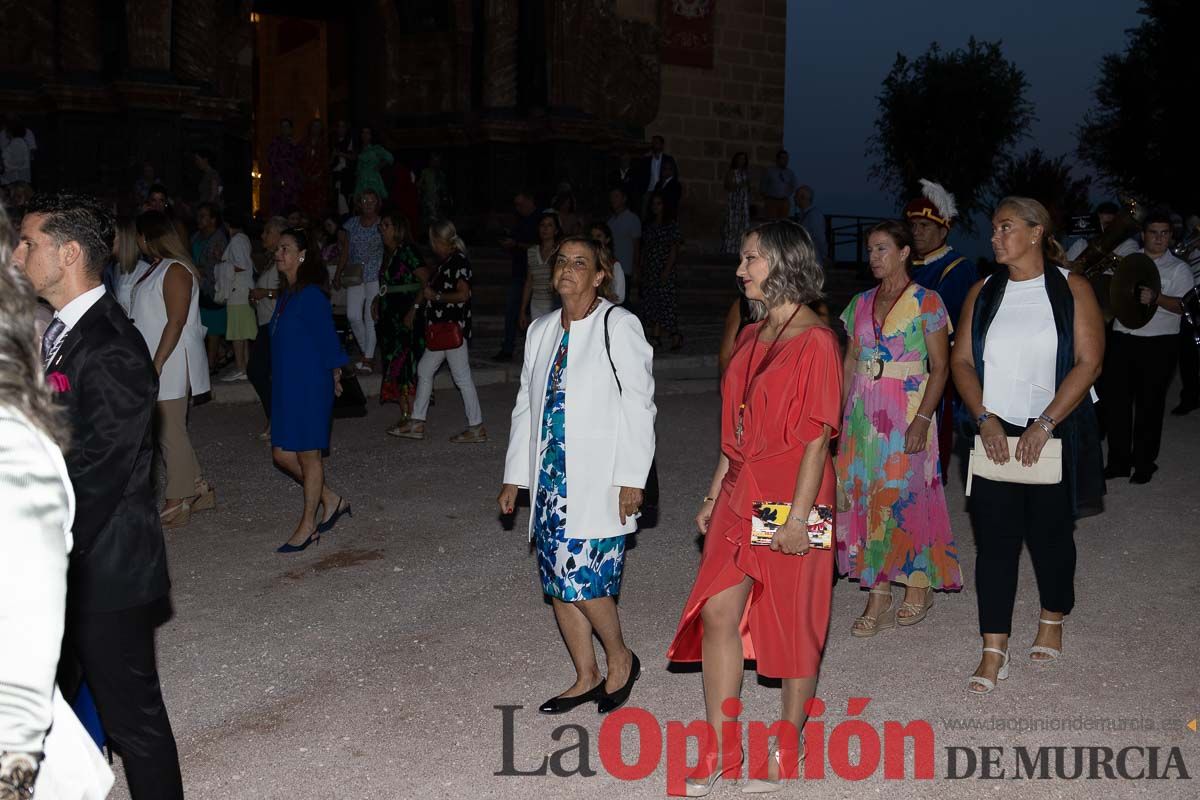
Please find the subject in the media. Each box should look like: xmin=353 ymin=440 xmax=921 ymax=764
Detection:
xmin=125 ymin=0 xmax=173 ymax=71
xmin=58 ymin=0 xmax=102 ymax=72
xmin=0 ymin=0 xmax=55 ymax=75
xmin=583 ymin=1 xmax=661 ymax=127
xmin=483 ymin=0 xmax=518 ymax=108
xmin=173 ymin=0 xmax=218 ymax=85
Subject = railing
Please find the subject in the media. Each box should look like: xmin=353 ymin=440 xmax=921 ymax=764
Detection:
xmin=826 ymin=214 xmax=889 ymax=269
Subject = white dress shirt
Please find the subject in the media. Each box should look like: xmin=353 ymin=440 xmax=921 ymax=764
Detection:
xmin=647 ymin=154 xmax=662 ymax=191
xmin=1113 ymin=250 xmax=1194 ymax=338
xmin=45 ymin=285 xmax=107 ymax=361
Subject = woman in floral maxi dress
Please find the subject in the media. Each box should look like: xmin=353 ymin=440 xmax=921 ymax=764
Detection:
xmin=836 ymin=220 xmax=961 ymax=636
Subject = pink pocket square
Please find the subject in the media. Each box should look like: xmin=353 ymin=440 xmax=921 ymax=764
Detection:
xmin=47 ymin=372 xmax=71 ymax=393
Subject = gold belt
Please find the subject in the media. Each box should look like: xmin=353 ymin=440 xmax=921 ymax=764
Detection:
xmin=854 ymin=358 xmax=928 ymax=381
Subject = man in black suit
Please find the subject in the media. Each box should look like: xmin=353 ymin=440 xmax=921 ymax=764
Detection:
xmin=14 ymin=193 xmax=183 ymax=799
xmin=636 ymin=135 xmax=679 ymax=218
xmin=609 ymin=152 xmax=640 ymax=213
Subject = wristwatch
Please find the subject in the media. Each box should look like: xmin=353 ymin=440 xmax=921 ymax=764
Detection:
xmin=976 ymin=411 xmax=995 ymax=428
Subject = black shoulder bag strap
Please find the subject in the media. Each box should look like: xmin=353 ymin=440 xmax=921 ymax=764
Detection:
xmin=603 ymin=305 xmax=622 ymax=394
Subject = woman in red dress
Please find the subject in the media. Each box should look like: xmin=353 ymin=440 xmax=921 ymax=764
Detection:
xmin=667 ymin=220 xmax=842 ymax=796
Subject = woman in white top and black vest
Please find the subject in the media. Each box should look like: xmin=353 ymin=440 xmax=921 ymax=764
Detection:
xmin=131 ymin=211 xmax=214 ymax=529
xmin=951 ymin=197 xmax=1105 ymax=695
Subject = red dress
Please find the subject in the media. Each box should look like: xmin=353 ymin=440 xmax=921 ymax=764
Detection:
xmin=667 ymin=324 xmax=842 ymax=678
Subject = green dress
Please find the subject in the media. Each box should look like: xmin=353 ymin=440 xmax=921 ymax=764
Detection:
xmin=378 ymin=244 xmax=425 ymax=405
xmin=354 ymin=144 xmax=394 ymax=199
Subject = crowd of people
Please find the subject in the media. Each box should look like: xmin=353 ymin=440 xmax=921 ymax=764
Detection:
xmin=1 ymin=116 xmax=1197 ymax=799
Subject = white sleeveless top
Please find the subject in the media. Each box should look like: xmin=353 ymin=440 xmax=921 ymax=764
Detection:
xmin=130 ymin=259 xmax=211 ymax=401
xmin=981 ymin=269 xmax=1066 ymax=425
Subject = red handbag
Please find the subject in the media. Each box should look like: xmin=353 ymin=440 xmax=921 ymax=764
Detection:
xmin=425 ymin=320 xmax=464 ymax=351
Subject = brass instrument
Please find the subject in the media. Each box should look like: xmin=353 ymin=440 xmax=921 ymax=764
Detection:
xmin=1068 ymin=198 xmax=1160 ymax=326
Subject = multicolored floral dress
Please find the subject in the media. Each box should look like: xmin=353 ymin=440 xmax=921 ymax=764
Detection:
xmin=835 ymin=284 xmax=962 ymax=590
xmin=534 ymin=330 xmax=626 ymax=601
xmin=378 ymin=244 xmax=426 ymax=405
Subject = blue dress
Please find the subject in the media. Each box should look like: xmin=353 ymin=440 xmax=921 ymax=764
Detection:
xmin=270 ymin=285 xmax=349 ymax=451
xmin=534 ymin=330 xmax=626 ymax=601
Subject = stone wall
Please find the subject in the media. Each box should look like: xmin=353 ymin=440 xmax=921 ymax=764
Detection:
xmin=620 ymin=0 xmax=788 ymax=243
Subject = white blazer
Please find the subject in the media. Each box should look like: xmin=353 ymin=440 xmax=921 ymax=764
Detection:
xmin=503 ymin=300 xmax=656 ymax=540
xmin=130 ymin=258 xmax=211 ymax=401
xmin=0 ymin=407 xmax=114 ymax=800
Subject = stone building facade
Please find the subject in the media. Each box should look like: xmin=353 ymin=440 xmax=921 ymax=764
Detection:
xmin=0 ymin=1 xmax=787 ymax=241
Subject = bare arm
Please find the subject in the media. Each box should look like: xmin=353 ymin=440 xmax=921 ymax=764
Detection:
xmin=695 ymin=452 xmax=732 ymax=534
xmin=153 ymin=263 xmax=192 ymax=374
xmin=904 ymin=323 xmax=949 ymax=454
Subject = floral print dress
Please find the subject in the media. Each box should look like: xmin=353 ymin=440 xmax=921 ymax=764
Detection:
xmin=534 ymin=330 xmax=626 ymax=601
xmin=378 ymin=244 xmax=425 ymax=405
xmin=835 ymin=284 xmax=962 ymax=591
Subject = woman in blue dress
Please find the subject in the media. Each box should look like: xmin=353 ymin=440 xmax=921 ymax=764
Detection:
xmin=270 ymin=228 xmax=352 ymax=552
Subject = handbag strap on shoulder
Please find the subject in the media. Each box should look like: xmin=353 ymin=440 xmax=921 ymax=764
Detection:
xmin=603 ymin=305 xmax=622 ymax=394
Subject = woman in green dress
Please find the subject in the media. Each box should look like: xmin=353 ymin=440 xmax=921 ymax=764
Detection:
xmin=374 ymin=212 xmax=429 ymax=432
xmin=354 ymin=126 xmax=394 ymax=201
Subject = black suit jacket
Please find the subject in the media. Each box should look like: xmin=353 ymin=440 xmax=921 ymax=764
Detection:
xmin=635 ymin=153 xmax=679 ymax=195
xmin=47 ymin=292 xmax=170 ymax=614
xmin=654 ymin=176 xmax=683 ymax=215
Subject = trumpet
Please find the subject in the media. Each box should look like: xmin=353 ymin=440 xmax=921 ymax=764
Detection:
xmin=1170 ymin=222 xmax=1200 ymax=267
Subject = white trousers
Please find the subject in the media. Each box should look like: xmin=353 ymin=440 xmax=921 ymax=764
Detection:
xmin=345 ymin=280 xmax=379 ymax=360
xmin=412 ymin=340 xmax=483 ymax=427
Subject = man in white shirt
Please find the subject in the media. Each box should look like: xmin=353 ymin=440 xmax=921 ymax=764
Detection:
xmin=638 ymin=136 xmax=677 ymax=218
xmin=760 ymin=150 xmax=798 ymax=219
xmin=1103 ymin=211 xmax=1194 ymax=484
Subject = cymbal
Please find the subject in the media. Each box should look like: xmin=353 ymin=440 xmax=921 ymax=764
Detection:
xmin=1110 ymin=252 xmax=1161 ymax=329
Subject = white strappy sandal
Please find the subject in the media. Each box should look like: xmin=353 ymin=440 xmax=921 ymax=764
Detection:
xmin=1029 ymin=617 xmax=1065 ymax=662
xmin=967 ymin=647 xmax=1010 ymax=695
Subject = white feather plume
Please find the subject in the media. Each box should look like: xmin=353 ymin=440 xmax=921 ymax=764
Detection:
xmin=920 ymin=179 xmax=958 ymax=222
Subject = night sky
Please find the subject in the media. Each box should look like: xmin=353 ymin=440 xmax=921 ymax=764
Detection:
xmin=784 ymin=0 xmax=1144 ymax=257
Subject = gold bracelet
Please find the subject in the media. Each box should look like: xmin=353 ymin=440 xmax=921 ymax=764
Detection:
xmin=702 ymin=496 xmax=716 ymax=504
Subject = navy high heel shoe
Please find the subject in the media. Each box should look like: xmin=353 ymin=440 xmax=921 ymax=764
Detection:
xmin=317 ymin=499 xmax=352 ymax=533
xmin=276 ymin=530 xmax=319 ymax=553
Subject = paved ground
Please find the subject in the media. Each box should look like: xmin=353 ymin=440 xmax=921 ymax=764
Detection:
xmin=104 ymin=377 xmax=1199 ymax=799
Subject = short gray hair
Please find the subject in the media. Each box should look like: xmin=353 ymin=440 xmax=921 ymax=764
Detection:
xmin=745 ymin=220 xmax=823 ymax=319
xmin=263 ymin=216 xmax=290 ymax=235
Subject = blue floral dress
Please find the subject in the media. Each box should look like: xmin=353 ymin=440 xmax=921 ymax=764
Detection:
xmin=534 ymin=330 xmax=626 ymax=601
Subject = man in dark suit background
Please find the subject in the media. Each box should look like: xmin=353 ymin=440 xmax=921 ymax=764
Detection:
xmin=14 ymin=193 xmax=184 ymax=799
xmin=636 ymin=135 xmax=678 ymax=218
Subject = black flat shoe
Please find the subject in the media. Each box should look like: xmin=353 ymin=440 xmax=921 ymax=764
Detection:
xmin=597 ymin=652 xmax=640 ymax=714
xmin=1130 ymin=465 xmax=1158 ymax=485
xmin=538 ymin=683 xmax=605 ymax=715
xmin=1171 ymin=401 xmax=1198 ymax=416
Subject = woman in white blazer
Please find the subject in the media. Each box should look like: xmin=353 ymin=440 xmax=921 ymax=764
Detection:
xmin=132 ymin=210 xmax=214 ymax=529
xmin=498 ymin=236 xmax=656 ymax=716
xmin=0 ymin=216 xmax=113 ymax=799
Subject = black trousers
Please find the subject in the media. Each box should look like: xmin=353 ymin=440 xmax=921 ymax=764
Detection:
xmin=1104 ymin=331 xmax=1177 ymax=472
xmin=247 ymin=323 xmax=271 ymax=419
xmin=1179 ymin=317 xmax=1199 ymax=407
xmin=64 ymin=601 xmax=183 ymax=800
xmin=969 ymin=447 xmax=1076 ymax=635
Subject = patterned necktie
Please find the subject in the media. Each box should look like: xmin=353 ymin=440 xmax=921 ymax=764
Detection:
xmin=41 ymin=317 xmax=67 ymax=368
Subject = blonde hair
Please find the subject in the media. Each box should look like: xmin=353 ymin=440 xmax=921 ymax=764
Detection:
xmin=135 ymin=211 xmax=199 ymax=276
xmin=429 ymin=219 xmax=468 ymax=257
xmin=114 ymin=217 xmax=142 ymax=274
xmin=552 ymin=236 xmax=617 ymax=302
xmin=995 ymin=196 xmax=1067 ymax=265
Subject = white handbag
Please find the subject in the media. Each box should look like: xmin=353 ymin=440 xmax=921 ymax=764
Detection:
xmin=965 ymin=436 xmax=1062 ymax=496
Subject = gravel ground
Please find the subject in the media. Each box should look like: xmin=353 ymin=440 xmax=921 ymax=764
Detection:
xmin=101 ymin=378 xmax=1199 ymax=799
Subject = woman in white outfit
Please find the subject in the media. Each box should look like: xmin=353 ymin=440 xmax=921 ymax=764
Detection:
xmin=131 ymin=211 xmax=214 ymax=529
xmin=0 ymin=203 xmax=113 ymax=799
xmin=110 ymin=216 xmax=151 ymax=316
xmin=333 ymin=189 xmax=383 ymax=373
xmin=498 ymin=235 xmax=656 ymax=715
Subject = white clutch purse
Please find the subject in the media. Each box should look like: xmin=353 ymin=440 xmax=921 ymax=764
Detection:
xmin=965 ymin=436 xmax=1062 ymax=496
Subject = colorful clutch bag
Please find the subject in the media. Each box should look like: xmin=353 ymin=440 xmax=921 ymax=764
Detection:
xmin=750 ymin=502 xmax=833 ymax=549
